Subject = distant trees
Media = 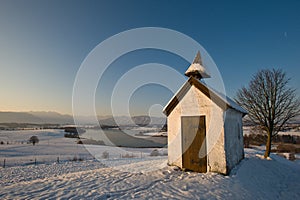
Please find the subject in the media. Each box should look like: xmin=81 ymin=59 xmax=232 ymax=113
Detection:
xmin=64 ymin=127 xmax=85 ymax=138
xmin=150 ymin=149 xmax=160 ymax=156
xmin=64 ymin=132 xmax=80 ymax=138
xmin=28 ymin=136 xmax=39 ymax=146
xmin=236 ymin=69 xmax=300 ymax=158
xmin=102 ymin=151 xmax=109 ymax=159
xmin=243 ymin=134 xmax=300 ymax=148
xmin=64 ymin=127 xmax=85 ymax=134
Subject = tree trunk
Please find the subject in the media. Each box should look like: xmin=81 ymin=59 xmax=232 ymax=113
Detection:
xmin=264 ymin=132 xmax=272 ymax=158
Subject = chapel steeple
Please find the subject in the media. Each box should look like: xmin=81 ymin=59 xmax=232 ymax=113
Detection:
xmin=185 ymin=51 xmax=211 ymax=80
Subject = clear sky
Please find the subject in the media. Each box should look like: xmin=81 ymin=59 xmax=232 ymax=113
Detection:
xmin=0 ymin=0 xmax=299 ymax=116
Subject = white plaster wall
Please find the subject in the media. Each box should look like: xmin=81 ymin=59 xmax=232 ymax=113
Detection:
xmin=167 ymin=106 xmax=183 ymax=168
xmin=167 ymin=85 xmax=227 ymax=173
xmin=193 ymin=87 xmax=227 ymax=174
xmin=224 ymin=109 xmax=244 ymax=172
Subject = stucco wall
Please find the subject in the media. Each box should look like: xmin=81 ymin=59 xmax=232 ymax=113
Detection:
xmin=224 ymin=109 xmax=244 ymax=172
xmin=167 ymin=107 xmax=183 ymax=168
xmin=167 ymin=85 xmax=227 ymax=173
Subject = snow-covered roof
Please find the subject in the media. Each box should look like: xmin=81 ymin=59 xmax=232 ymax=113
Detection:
xmin=163 ymin=77 xmax=247 ymax=116
xmin=208 ymin=84 xmax=248 ymax=115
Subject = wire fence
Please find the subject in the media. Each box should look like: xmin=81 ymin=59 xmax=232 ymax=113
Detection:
xmin=1 ymin=154 xmax=94 ymax=168
xmin=1 ymin=149 xmax=167 ymax=168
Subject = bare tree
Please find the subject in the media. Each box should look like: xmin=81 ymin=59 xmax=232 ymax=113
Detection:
xmin=235 ymin=69 xmax=300 ymax=158
xmin=29 ymin=136 xmax=39 ymax=146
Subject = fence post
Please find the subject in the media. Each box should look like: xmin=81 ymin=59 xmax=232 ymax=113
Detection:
xmin=35 ymin=158 xmax=37 ymax=165
xmin=57 ymin=157 xmax=59 ymax=163
xmin=3 ymin=159 xmax=5 ymax=168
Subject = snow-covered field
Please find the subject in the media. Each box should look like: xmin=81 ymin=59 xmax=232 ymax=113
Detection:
xmin=1 ymin=130 xmax=300 ymax=199
xmin=0 ymin=149 xmax=299 ymax=199
xmin=243 ymin=126 xmax=300 ymax=136
xmin=0 ymin=129 xmax=166 ymax=167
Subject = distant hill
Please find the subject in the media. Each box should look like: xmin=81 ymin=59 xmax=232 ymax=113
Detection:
xmin=29 ymin=111 xmax=74 ymax=124
xmin=0 ymin=111 xmax=166 ymax=126
xmin=0 ymin=112 xmax=43 ymax=124
xmin=99 ymin=115 xmax=166 ymax=126
xmin=0 ymin=111 xmax=73 ymax=124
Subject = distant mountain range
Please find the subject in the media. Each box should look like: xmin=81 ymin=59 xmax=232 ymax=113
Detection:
xmin=0 ymin=111 xmax=166 ymax=126
xmin=2 ymin=111 xmax=300 ymax=127
xmin=0 ymin=111 xmax=73 ymax=124
xmin=99 ymin=115 xmax=166 ymax=126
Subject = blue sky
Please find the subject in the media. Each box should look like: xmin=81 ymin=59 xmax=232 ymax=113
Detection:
xmin=0 ymin=0 xmax=299 ymax=116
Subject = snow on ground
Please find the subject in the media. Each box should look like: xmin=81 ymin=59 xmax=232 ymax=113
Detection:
xmin=0 ymin=129 xmax=166 ymax=167
xmin=1 ymin=129 xmax=300 ymax=199
xmin=0 ymin=149 xmax=299 ymax=199
xmin=0 ymin=129 xmax=93 ymax=167
xmin=0 ymin=159 xmax=105 ymax=187
xmin=243 ymin=126 xmax=300 ymax=136
xmin=277 ymin=131 xmax=300 ymax=136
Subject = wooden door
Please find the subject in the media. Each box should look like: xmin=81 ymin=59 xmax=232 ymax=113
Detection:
xmin=182 ymin=116 xmax=207 ymax=172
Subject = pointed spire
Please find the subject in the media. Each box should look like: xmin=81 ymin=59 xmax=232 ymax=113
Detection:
xmin=185 ymin=51 xmax=210 ymax=80
xmin=193 ymin=51 xmax=203 ymax=65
